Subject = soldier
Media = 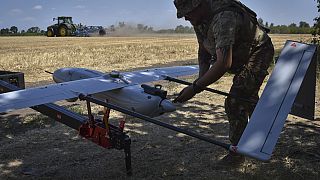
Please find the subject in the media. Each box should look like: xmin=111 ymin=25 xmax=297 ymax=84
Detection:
xmin=173 ymin=0 xmax=274 ymax=163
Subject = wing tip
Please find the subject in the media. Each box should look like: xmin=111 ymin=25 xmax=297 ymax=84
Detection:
xmin=236 ymin=147 xmax=271 ymax=161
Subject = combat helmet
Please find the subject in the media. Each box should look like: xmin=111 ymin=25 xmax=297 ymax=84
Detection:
xmin=174 ymin=0 xmax=202 ymax=18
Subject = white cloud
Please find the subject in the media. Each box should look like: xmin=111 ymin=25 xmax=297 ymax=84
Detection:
xmin=74 ymin=5 xmax=85 ymax=9
xmin=9 ymin=9 xmax=23 ymax=15
xmin=33 ymin=5 xmax=43 ymax=10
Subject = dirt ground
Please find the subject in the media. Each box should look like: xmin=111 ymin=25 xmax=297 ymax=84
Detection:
xmin=0 ymin=35 xmax=319 ymax=179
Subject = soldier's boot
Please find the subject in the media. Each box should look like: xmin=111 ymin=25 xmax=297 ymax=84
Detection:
xmin=217 ymin=152 xmax=245 ymax=167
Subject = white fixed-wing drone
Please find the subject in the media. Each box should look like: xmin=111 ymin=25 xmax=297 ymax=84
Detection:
xmin=0 ymin=40 xmax=317 ymax=174
xmin=0 ymin=65 xmax=198 ymax=117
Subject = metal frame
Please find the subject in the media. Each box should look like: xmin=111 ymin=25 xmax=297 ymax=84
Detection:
xmin=0 ymin=79 xmax=234 ymax=175
xmin=78 ymin=94 xmax=232 ymax=150
xmin=0 ymin=80 xmax=132 ymax=175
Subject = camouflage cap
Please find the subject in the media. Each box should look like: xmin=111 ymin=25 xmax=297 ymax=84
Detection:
xmin=174 ymin=0 xmax=202 ymax=18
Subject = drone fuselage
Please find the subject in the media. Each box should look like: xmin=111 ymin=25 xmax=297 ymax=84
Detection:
xmin=53 ymin=68 xmax=176 ymax=117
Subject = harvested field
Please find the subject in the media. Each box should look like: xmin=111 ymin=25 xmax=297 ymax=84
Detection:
xmin=269 ymin=34 xmax=313 ymax=54
xmin=0 ymin=34 xmax=319 ymax=179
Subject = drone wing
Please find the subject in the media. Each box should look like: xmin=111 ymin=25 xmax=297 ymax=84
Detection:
xmin=0 ymin=65 xmax=198 ymax=113
xmin=236 ymin=41 xmax=317 ymax=161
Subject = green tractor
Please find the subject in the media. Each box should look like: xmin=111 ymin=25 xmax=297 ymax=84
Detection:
xmin=47 ymin=16 xmax=77 ymax=37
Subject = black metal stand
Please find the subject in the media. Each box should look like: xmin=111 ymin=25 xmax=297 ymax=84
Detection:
xmin=0 ymin=80 xmax=132 ymax=175
xmin=79 ymin=94 xmax=231 ymax=151
xmin=124 ymin=138 xmax=132 ymax=176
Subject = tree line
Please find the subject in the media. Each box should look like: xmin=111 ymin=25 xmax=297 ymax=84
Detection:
xmin=106 ymin=22 xmax=194 ymax=34
xmin=100 ymin=20 xmax=315 ymax=34
xmin=0 ymin=26 xmax=45 ymax=36
xmin=0 ymin=20 xmax=316 ymax=36
xmin=312 ymin=0 xmax=320 ymax=78
xmin=313 ymin=0 xmax=320 ymax=44
xmin=257 ymin=19 xmax=313 ymax=34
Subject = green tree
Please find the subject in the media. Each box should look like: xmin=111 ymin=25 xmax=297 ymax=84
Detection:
xmin=312 ymin=0 xmax=320 ymax=44
xmin=27 ymin=26 xmax=40 ymax=33
xmin=299 ymin=21 xmax=310 ymax=28
xmin=0 ymin=28 xmax=9 ymax=35
xmin=288 ymin=23 xmax=298 ymax=34
xmin=270 ymin=23 xmax=274 ymax=28
xmin=288 ymin=23 xmax=297 ymax=28
xmin=10 ymin=26 xmax=18 ymax=34
xmin=175 ymin=25 xmax=185 ymax=33
xmin=174 ymin=25 xmax=194 ymax=33
xmin=313 ymin=0 xmax=320 ymax=77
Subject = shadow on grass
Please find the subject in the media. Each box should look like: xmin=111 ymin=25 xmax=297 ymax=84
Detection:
xmin=0 ymin=113 xmax=53 ymax=140
xmin=0 ymin=104 xmax=83 ymax=140
xmin=0 ymin=96 xmax=319 ymax=179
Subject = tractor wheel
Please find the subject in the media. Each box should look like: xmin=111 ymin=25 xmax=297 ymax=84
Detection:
xmin=59 ymin=26 xmax=69 ymax=37
xmin=47 ymin=29 xmax=54 ymax=37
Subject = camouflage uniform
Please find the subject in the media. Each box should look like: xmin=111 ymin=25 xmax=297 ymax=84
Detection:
xmin=174 ymin=0 xmax=275 ymax=145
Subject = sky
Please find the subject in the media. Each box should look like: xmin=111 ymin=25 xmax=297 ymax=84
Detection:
xmin=0 ymin=0 xmax=318 ymax=31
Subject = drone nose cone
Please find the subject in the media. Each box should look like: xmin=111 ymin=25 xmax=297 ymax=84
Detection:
xmin=52 ymin=69 xmax=65 ymax=83
xmin=160 ymin=99 xmax=176 ymax=113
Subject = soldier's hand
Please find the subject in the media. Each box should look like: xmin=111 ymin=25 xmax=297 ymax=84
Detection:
xmin=173 ymin=85 xmax=196 ymax=103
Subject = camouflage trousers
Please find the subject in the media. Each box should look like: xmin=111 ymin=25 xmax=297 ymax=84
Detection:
xmin=225 ymin=39 xmax=274 ymax=145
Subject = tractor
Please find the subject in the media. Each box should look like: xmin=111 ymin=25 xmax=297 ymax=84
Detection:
xmin=47 ymin=16 xmax=77 ymax=37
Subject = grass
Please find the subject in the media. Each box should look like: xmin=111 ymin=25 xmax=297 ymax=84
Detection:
xmin=0 ymin=34 xmax=318 ymax=179
xmin=0 ymin=34 xmax=313 ymax=85
xmin=0 ymin=36 xmax=198 ymax=84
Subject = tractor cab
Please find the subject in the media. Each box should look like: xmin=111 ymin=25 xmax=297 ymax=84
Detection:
xmin=55 ymin=17 xmax=74 ymax=25
xmin=47 ymin=16 xmax=76 ymax=37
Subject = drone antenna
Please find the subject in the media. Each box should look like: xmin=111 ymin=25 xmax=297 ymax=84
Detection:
xmin=45 ymin=70 xmax=53 ymax=74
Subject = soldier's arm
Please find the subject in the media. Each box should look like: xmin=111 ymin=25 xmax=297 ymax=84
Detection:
xmin=195 ymin=11 xmax=236 ymax=89
xmin=195 ymin=45 xmax=232 ymax=88
xmin=198 ymin=43 xmax=212 ymax=77
xmin=194 ymin=26 xmax=211 ymax=78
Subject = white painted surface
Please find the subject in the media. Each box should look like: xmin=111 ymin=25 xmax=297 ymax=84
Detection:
xmin=0 ymin=65 xmax=198 ymax=113
xmin=237 ymin=41 xmax=317 ymax=161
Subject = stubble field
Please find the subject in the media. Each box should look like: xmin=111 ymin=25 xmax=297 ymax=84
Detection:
xmin=0 ymin=34 xmax=319 ymax=179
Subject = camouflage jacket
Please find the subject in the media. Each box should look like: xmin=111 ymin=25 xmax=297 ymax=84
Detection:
xmin=195 ymin=0 xmax=271 ymax=73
